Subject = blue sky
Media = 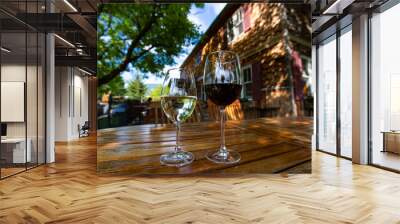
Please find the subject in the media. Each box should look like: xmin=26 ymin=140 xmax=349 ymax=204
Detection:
xmin=121 ymin=3 xmax=226 ymax=86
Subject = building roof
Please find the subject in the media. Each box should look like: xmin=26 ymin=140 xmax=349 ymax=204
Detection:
xmin=181 ymin=3 xmax=241 ymax=67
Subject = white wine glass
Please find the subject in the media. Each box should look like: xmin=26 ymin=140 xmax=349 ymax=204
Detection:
xmin=160 ymin=68 xmax=197 ymax=167
xmin=203 ymin=50 xmax=242 ymax=164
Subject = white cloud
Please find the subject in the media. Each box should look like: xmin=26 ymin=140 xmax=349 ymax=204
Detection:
xmin=188 ymin=9 xmax=208 ymax=32
xmin=188 ymin=4 xmax=226 ymax=32
xmin=123 ymin=70 xmax=163 ymax=85
xmin=122 ymin=71 xmax=132 ymax=82
xmin=144 ymin=74 xmax=163 ymax=85
xmin=121 ymin=71 xmax=132 ymax=88
xmin=209 ymin=3 xmax=226 ymax=16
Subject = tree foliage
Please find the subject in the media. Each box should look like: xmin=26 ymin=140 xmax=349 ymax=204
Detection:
xmin=97 ymin=76 xmax=126 ymax=97
xmin=127 ymin=75 xmax=148 ymax=101
xmin=97 ymin=3 xmax=204 ymax=88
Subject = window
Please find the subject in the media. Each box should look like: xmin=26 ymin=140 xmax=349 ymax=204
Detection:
xmin=226 ymin=8 xmax=244 ymax=43
xmin=370 ymin=3 xmax=400 ymax=171
xmin=316 ymin=25 xmax=352 ymax=158
xmin=339 ymin=26 xmax=352 ymax=158
xmin=317 ymin=35 xmax=337 ymax=155
xmin=242 ymin=65 xmax=252 ymax=99
xmin=0 ymin=2 xmax=46 ymax=179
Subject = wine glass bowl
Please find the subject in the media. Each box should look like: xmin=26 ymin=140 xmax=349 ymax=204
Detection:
xmin=160 ymin=68 xmax=197 ymax=167
xmin=203 ymin=50 xmax=242 ymax=164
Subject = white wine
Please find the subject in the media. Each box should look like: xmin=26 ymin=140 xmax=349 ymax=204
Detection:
xmin=161 ymin=96 xmax=197 ymax=123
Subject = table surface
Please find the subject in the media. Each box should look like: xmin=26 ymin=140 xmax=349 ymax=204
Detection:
xmin=97 ymin=117 xmax=312 ymax=174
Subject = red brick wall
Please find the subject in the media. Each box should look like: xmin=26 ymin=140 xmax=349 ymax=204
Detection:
xmin=184 ymin=3 xmax=310 ymax=120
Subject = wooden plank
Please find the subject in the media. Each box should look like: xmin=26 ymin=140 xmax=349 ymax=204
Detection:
xmin=97 ymin=118 xmax=312 ymax=174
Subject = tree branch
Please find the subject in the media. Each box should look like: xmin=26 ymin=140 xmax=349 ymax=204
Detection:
xmin=98 ymin=45 xmax=155 ymax=86
xmin=98 ymin=5 xmax=160 ymax=86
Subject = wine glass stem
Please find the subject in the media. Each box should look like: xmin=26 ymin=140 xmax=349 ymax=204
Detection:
xmin=219 ymin=107 xmax=227 ymax=155
xmin=175 ymin=121 xmax=181 ymax=152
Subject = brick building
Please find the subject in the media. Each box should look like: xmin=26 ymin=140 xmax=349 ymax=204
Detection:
xmin=182 ymin=3 xmax=312 ymax=120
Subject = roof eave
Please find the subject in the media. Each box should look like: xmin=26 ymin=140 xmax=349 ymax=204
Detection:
xmin=181 ymin=3 xmax=241 ymax=67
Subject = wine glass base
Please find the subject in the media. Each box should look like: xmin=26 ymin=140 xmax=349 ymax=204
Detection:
xmin=205 ymin=149 xmax=241 ymax=164
xmin=160 ymin=151 xmax=194 ymax=167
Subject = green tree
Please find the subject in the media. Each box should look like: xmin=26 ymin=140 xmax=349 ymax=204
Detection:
xmin=127 ymin=75 xmax=148 ymax=101
xmin=97 ymin=76 xmax=126 ymax=97
xmin=97 ymin=3 xmax=204 ymax=86
xmin=148 ymin=84 xmax=163 ymax=101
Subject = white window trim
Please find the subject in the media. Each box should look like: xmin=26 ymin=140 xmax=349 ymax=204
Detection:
xmin=227 ymin=7 xmax=244 ymax=43
xmin=241 ymin=64 xmax=252 ymax=100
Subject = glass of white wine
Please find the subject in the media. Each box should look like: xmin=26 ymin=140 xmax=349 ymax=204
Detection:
xmin=160 ymin=68 xmax=197 ymax=167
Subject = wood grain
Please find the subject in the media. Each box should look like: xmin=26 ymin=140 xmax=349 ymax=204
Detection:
xmin=1 ymin=134 xmax=400 ymax=223
xmin=97 ymin=118 xmax=312 ymax=174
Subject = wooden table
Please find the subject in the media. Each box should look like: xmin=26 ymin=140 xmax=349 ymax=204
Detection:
xmin=97 ymin=118 xmax=312 ymax=174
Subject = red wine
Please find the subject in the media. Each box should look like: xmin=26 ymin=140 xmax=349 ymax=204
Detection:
xmin=205 ymin=83 xmax=242 ymax=107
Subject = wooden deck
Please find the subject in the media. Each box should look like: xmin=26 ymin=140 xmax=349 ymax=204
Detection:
xmin=97 ymin=118 xmax=312 ymax=174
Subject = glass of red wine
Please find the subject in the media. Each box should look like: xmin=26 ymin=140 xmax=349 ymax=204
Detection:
xmin=203 ymin=50 xmax=242 ymax=164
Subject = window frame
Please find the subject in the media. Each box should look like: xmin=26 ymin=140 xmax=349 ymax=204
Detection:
xmin=0 ymin=3 xmax=48 ymax=179
xmin=313 ymin=0 xmax=400 ymax=173
xmin=226 ymin=7 xmax=244 ymax=43
xmin=368 ymin=1 xmax=400 ymax=173
xmin=315 ymin=24 xmax=353 ymax=161
xmin=241 ymin=64 xmax=252 ymax=100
